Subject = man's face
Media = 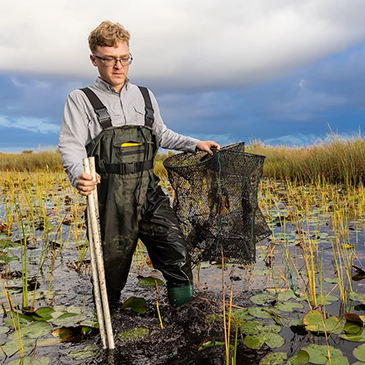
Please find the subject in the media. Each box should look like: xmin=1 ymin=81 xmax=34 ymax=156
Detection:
xmin=90 ymin=41 xmax=130 ymax=92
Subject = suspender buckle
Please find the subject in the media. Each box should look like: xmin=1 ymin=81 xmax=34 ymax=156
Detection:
xmin=95 ymin=108 xmax=112 ymax=129
xmin=145 ymin=106 xmax=154 ymax=121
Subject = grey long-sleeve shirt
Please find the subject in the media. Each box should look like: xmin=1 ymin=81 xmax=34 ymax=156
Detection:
xmin=58 ymin=78 xmax=199 ymax=188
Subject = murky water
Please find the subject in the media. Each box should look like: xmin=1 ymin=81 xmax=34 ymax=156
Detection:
xmin=0 ymin=174 xmax=364 ymax=364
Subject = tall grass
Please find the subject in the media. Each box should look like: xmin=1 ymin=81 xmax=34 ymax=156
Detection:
xmin=248 ymin=134 xmax=365 ymax=185
xmin=0 ymin=150 xmax=63 ymax=172
xmin=2 ymin=135 xmax=365 ymax=184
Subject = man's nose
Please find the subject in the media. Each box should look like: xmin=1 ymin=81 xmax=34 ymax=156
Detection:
xmin=113 ymin=60 xmax=124 ymax=68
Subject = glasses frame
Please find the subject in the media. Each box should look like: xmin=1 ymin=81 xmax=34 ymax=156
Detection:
xmin=92 ymin=53 xmax=133 ymax=67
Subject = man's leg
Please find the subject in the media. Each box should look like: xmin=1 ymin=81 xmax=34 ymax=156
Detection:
xmin=98 ymin=177 xmax=142 ymax=303
xmin=139 ymin=178 xmax=193 ymax=307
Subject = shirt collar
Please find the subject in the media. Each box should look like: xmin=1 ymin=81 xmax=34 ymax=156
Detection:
xmin=95 ymin=77 xmax=130 ymax=93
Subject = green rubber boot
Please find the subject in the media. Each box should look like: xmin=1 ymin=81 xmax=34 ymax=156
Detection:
xmin=168 ymin=285 xmax=193 ymax=307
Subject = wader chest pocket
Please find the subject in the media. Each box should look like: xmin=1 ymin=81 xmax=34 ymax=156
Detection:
xmin=114 ymin=141 xmax=145 ymax=158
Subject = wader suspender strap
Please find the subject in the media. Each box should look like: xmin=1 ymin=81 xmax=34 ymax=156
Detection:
xmin=80 ymin=86 xmax=154 ymax=128
xmin=80 ymin=88 xmax=113 ymax=129
xmin=137 ymin=86 xmax=154 ymax=128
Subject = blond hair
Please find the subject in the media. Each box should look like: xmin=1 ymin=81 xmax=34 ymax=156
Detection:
xmin=88 ymin=21 xmax=130 ymax=53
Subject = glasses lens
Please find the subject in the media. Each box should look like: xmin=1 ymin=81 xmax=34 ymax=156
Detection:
xmin=96 ymin=54 xmax=133 ymax=67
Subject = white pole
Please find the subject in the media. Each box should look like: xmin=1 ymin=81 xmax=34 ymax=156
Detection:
xmin=86 ymin=205 xmax=107 ymax=349
xmin=83 ymin=157 xmax=115 ymax=349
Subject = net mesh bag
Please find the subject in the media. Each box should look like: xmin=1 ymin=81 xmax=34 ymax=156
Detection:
xmin=163 ymin=142 xmax=271 ymax=264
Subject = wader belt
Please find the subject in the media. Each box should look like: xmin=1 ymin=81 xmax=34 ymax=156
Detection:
xmin=103 ymin=159 xmax=153 ymax=175
xmin=80 ymin=86 xmax=154 ymax=129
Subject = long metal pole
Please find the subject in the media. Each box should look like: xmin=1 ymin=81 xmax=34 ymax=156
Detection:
xmin=83 ymin=157 xmax=115 ymax=349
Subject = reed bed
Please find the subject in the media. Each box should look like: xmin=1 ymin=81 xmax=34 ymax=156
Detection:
xmin=2 ymin=135 xmax=364 ymax=185
xmin=0 ymin=150 xmax=63 ymax=172
xmin=248 ymin=134 xmax=365 ymax=185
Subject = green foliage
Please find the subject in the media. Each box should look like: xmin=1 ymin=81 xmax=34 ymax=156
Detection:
xmin=300 ymin=344 xmax=343 ymax=364
xmin=248 ymin=135 xmax=365 ymax=185
xmin=137 ymin=276 xmax=164 ymax=288
xmin=118 ymin=327 xmax=149 ymax=341
xmin=121 ymin=297 xmax=147 ymax=314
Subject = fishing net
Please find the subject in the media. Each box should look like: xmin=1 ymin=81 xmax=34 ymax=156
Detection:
xmin=163 ymin=142 xmax=271 ymax=264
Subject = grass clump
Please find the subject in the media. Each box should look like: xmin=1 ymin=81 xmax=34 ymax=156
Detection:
xmin=248 ymin=134 xmax=365 ymax=185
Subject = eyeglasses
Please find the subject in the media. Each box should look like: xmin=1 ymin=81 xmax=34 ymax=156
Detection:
xmin=92 ymin=53 xmax=133 ymax=67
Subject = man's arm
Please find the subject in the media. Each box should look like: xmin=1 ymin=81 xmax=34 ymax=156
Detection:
xmin=58 ymin=92 xmax=92 ymax=190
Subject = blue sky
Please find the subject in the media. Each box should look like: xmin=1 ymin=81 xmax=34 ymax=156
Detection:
xmin=1 ymin=0 xmax=365 ymax=152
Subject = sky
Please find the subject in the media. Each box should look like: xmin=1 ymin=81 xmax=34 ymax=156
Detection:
xmin=1 ymin=0 xmax=365 ymax=152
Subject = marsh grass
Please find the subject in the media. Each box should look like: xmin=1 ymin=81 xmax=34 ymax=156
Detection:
xmin=2 ymin=135 xmax=365 ymax=184
xmin=261 ymin=177 xmax=364 ymax=311
xmin=248 ymin=134 xmax=365 ymax=185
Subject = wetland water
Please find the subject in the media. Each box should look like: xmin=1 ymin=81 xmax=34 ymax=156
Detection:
xmin=0 ymin=172 xmax=364 ymax=364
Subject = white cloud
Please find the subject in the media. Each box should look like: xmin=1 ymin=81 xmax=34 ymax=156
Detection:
xmin=1 ymin=0 xmax=365 ymax=89
xmin=0 ymin=115 xmax=59 ymax=134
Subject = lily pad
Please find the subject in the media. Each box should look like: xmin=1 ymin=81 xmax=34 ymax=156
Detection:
xmin=241 ymin=321 xmax=284 ymax=350
xmin=259 ymin=352 xmax=287 ymax=365
xmin=343 ymin=321 xmax=362 ymax=334
xmin=324 ymin=356 xmax=349 ymax=365
xmin=354 ymin=343 xmax=365 ymax=362
xmin=250 ymin=293 xmax=274 ymax=305
xmin=6 ymin=356 xmax=50 ymax=365
xmin=0 ymin=339 xmax=34 ymax=358
xmin=118 ymin=327 xmax=149 ymax=341
xmin=247 ymin=307 xmax=276 ymax=319
xmin=51 ymin=312 xmax=79 ymax=326
xmin=19 ymin=321 xmax=51 ymax=338
xmin=231 ymin=309 xmax=252 ymax=323
xmin=51 ymin=325 xmax=95 ymax=342
xmin=0 ymin=326 xmax=9 ymax=334
xmin=287 ymin=350 xmax=310 ymax=365
xmin=303 ymin=310 xmax=342 ymax=334
xmin=275 ymin=301 xmax=301 ymax=312
xmin=345 ymin=313 xmax=365 ymax=326
xmin=67 ymin=344 xmax=99 ymax=359
xmin=241 ymin=321 xmax=281 ymax=335
xmin=277 ymin=290 xmax=299 ymax=302
xmin=301 ymin=344 xmax=343 ymax=364
xmin=198 ymin=340 xmax=226 ymax=351
xmin=245 ymin=333 xmax=284 ymax=349
xmin=340 ymin=328 xmax=365 ymax=342
xmin=324 ymin=277 xmax=340 ymax=284
xmin=137 ymin=276 xmax=164 ymax=288
xmin=121 ymin=297 xmax=147 ymax=314
xmin=315 ymin=294 xmax=338 ymax=306
xmin=350 ymin=292 xmax=365 ymax=305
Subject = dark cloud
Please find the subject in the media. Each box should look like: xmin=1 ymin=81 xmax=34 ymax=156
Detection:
xmin=1 ymin=41 xmax=365 ymax=151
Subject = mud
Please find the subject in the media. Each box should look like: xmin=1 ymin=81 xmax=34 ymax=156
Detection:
xmin=86 ymin=289 xmax=267 ymax=365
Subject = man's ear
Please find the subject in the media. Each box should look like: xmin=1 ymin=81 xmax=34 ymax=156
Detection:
xmin=90 ymin=54 xmax=97 ymax=67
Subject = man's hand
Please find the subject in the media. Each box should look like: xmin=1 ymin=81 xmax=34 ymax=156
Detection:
xmin=76 ymin=172 xmax=101 ymax=196
xmin=196 ymin=140 xmax=221 ymax=155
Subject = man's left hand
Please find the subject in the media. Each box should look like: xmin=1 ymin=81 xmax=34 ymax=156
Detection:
xmin=196 ymin=140 xmax=221 ymax=155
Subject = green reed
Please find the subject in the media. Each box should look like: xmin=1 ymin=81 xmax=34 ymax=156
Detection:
xmin=248 ymin=133 xmax=365 ymax=185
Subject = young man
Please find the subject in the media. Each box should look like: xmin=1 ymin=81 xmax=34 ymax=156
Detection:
xmin=58 ymin=21 xmax=220 ymax=307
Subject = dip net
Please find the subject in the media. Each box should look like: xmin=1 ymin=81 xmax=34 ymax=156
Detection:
xmin=163 ymin=142 xmax=271 ymax=264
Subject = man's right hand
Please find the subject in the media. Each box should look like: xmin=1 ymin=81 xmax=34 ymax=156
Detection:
xmin=76 ymin=172 xmax=100 ymax=196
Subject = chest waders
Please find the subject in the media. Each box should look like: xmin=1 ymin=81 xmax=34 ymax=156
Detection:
xmin=81 ymin=86 xmax=193 ymax=307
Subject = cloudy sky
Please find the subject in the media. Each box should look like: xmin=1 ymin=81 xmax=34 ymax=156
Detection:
xmin=1 ymin=0 xmax=365 ymax=152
